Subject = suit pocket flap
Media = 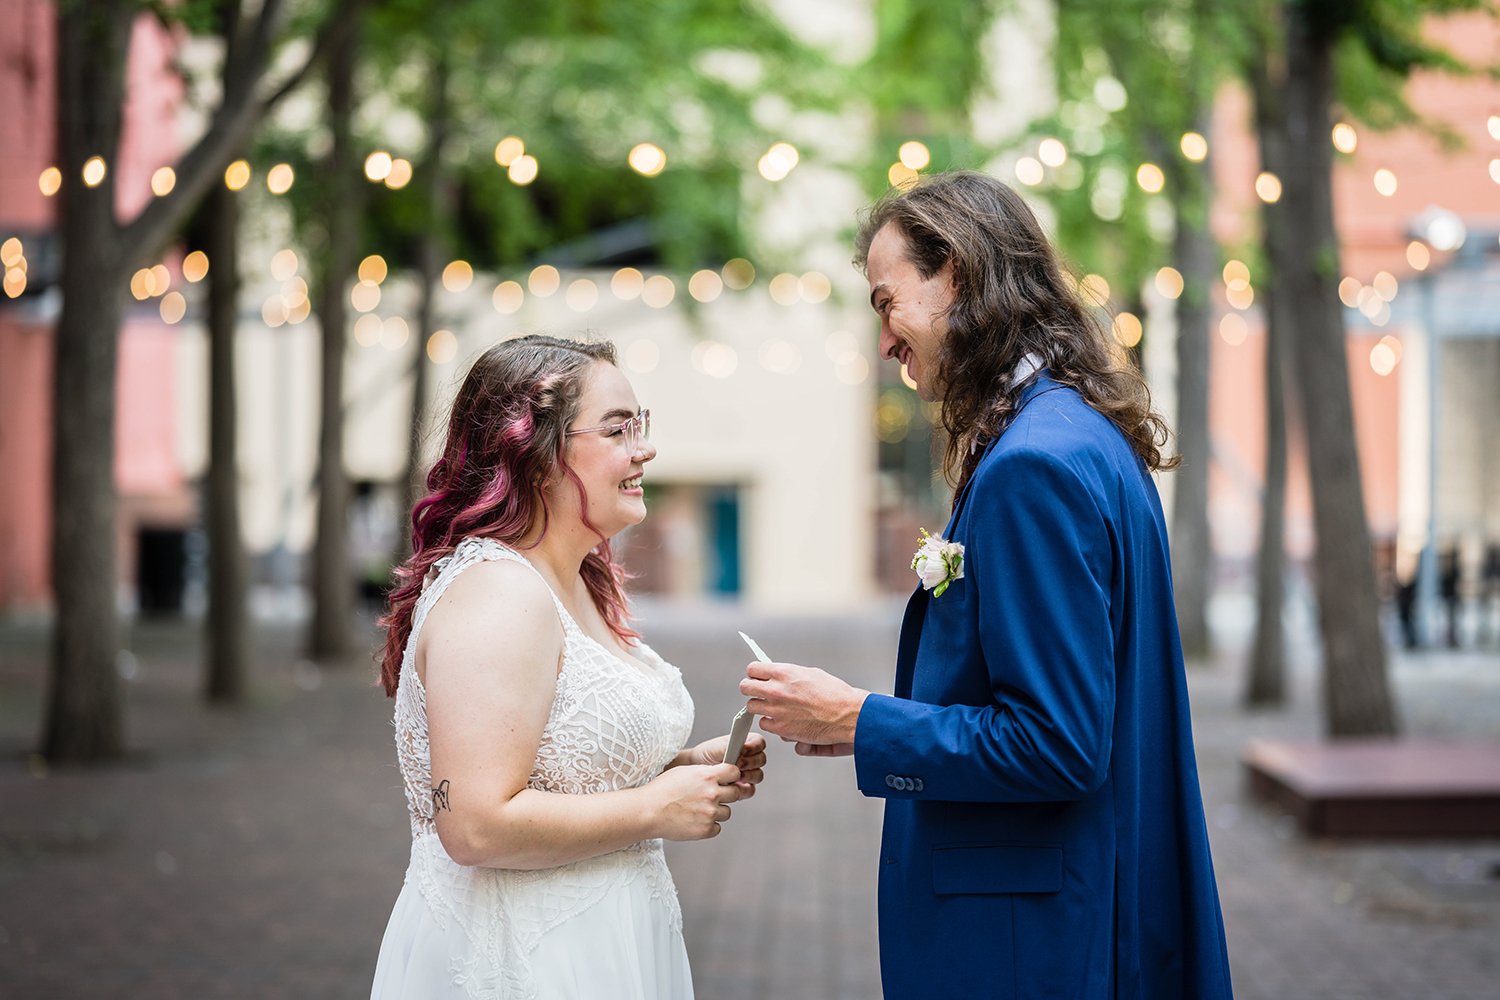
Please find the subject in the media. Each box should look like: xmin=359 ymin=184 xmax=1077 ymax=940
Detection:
xmin=932 ymin=844 xmax=1063 ymax=895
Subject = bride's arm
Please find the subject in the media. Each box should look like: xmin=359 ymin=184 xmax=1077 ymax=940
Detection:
xmin=423 ymin=561 xmax=743 ymax=870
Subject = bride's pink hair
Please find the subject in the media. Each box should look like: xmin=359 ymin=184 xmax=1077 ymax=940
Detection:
xmin=377 ymin=335 xmax=638 ymax=696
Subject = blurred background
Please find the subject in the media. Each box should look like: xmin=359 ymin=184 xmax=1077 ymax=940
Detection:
xmin=1 ymin=0 xmax=1498 ymax=997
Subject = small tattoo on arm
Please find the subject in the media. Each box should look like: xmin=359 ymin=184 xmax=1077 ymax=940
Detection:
xmin=432 ymin=779 xmax=451 ymax=813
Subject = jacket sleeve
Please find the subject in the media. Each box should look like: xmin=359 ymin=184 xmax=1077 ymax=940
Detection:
xmin=854 ymin=447 xmax=1116 ymax=803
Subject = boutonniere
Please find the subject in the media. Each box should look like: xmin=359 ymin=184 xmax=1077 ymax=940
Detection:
xmin=911 ymin=528 xmax=965 ymax=597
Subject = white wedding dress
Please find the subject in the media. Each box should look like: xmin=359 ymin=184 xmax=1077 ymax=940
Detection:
xmin=371 ymin=537 xmax=697 ymax=999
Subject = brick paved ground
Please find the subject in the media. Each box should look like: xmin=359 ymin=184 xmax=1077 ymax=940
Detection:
xmin=1 ymin=596 xmax=1497 ymax=999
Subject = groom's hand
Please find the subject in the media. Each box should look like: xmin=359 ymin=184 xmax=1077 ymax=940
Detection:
xmin=740 ymin=661 xmax=869 ymax=748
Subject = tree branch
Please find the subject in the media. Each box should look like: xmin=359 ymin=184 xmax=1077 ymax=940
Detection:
xmin=123 ymin=0 xmax=362 ymax=265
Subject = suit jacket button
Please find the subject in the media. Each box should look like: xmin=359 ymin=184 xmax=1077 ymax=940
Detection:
xmin=901 ymin=777 xmax=914 ymax=791
xmin=913 ymin=778 xmax=925 ymax=792
xmin=885 ymin=774 xmax=897 ymax=788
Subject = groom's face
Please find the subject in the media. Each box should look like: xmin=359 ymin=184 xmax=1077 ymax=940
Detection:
xmin=866 ymin=223 xmax=957 ymax=402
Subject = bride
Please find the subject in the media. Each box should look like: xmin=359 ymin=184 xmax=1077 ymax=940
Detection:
xmin=371 ymin=335 xmax=766 ymax=999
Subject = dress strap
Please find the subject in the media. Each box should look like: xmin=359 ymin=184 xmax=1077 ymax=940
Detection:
xmin=414 ymin=537 xmax=582 ymax=646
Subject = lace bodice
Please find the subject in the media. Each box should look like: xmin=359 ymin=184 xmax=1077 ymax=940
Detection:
xmin=393 ymin=536 xmax=695 ymax=837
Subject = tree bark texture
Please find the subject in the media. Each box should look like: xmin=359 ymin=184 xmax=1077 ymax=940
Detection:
xmin=204 ymin=181 xmax=249 ymax=703
xmin=398 ymin=57 xmax=452 ymax=563
xmin=42 ymin=1 xmax=133 ymax=763
xmin=308 ymin=11 xmax=362 ymax=661
xmin=1245 ymin=47 xmax=1290 ymax=708
xmin=1279 ymin=10 xmax=1397 ymax=736
xmin=1168 ymin=147 xmax=1216 ymax=662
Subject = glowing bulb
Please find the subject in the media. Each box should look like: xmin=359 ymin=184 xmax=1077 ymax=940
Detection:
xmin=1405 ymin=241 xmax=1430 ymax=272
xmin=1037 ymin=138 xmax=1067 ymax=168
xmin=364 ymin=151 xmax=393 ymax=182
xmin=508 ymin=155 xmax=538 ymax=185
xmin=1373 ymin=168 xmax=1398 ymax=197
xmin=799 ymin=271 xmax=831 ymax=304
xmin=385 ymin=158 xmax=413 ymax=189
xmin=494 ymin=136 xmax=524 ymax=167
xmin=1136 ymin=163 xmax=1164 ymax=193
xmin=758 ymin=142 xmax=799 ymax=181
xmin=1255 ymin=171 xmax=1282 ymax=203
xmin=441 ymin=260 xmax=473 ymax=293
xmin=350 ymin=280 xmax=381 ymax=312
xmin=1155 ymin=267 xmax=1184 ymax=300
xmin=641 ymin=275 xmax=675 ymax=308
xmin=151 ymin=166 xmax=176 ymax=197
xmin=82 ymin=156 xmax=107 ymax=187
xmin=565 ymin=278 xmax=598 ymax=311
xmin=768 ymin=273 xmax=800 ymax=305
xmin=1338 ymin=277 xmax=1362 ymax=307
xmin=721 ymin=258 xmax=755 ymax=290
xmin=1331 ymin=123 xmax=1358 ymax=154
xmin=899 ymin=140 xmax=931 ymax=170
xmin=1014 ymin=157 xmax=1044 ymax=187
xmin=492 ymin=280 xmax=524 ymax=313
xmin=1372 ymin=271 xmax=1398 ymax=301
xmin=159 ymin=291 xmax=187 ymax=324
xmin=1225 ymin=284 xmax=1254 ymax=310
xmin=183 ymin=251 xmax=209 ymax=283
xmin=382 ymin=316 xmax=410 ymax=350
xmin=1179 ymin=132 xmax=1208 ymax=162
xmin=611 ymin=267 xmax=644 ymax=300
xmin=1223 ymin=260 xmax=1251 ymax=290
xmin=1370 ymin=340 xmax=1397 ymax=376
xmin=888 ymin=162 xmax=919 ymax=188
xmin=266 ymin=163 xmax=294 ymax=195
xmin=426 ymin=330 xmax=458 ymax=365
xmin=1079 ymin=274 xmax=1110 ymax=305
xmin=1219 ymin=313 xmax=1248 ymax=345
xmin=358 ymin=255 xmax=387 ymax=284
xmin=38 ymin=166 xmax=61 ymax=197
xmin=353 ymin=314 xmax=382 ymax=346
xmin=1113 ymin=312 xmax=1143 ymax=348
xmin=0 ymin=238 xmax=22 ymax=268
xmin=150 ymin=264 xmax=171 ymax=295
xmin=628 ymin=143 xmax=667 ymax=177
xmin=130 ymin=269 xmax=153 ymax=300
xmin=270 ymin=249 xmax=299 ymax=281
xmin=528 ymin=265 xmax=560 ymax=297
xmin=224 ymin=159 xmax=251 ymax=191
xmin=688 ymin=270 xmax=723 ymax=303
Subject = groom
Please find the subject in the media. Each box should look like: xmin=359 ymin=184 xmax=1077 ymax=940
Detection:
xmin=741 ymin=172 xmax=1234 ymax=998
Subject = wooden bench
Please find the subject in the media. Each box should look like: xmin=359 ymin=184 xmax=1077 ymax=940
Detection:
xmin=1242 ymin=739 xmax=1500 ymax=837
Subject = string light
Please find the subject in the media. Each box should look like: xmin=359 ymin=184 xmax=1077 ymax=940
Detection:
xmin=1254 ymin=172 xmax=1281 ymax=203
xmin=1155 ymin=266 xmax=1184 ymax=300
xmin=888 ymin=162 xmax=919 ymax=189
xmin=159 ymin=291 xmax=186 ymax=324
xmin=1338 ymin=277 xmax=1362 ymax=308
xmin=358 ymin=255 xmax=387 ymax=284
xmin=364 ymin=151 xmax=393 ymax=183
xmin=353 ymin=314 xmax=382 ymax=346
xmin=1135 ymin=163 xmax=1164 ymax=193
xmin=0 ymin=238 xmax=21 ymax=268
xmin=82 ymin=156 xmax=107 ymax=187
xmin=1079 ymin=274 xmax=1110 ymax=305
xmin=1037 ymin=138 xmax=1067 ymax=167
xmin=628 ymin=143 xmax=667 ymax=177
xmin=441 ymin=260 xmax=473 ymax=293
xmin=494 ymin=136 xmax=525 ymax=167
xmin=799 ymin=271 xmax=831 ymax=304
xmin=493 ymin=280 xmax=524 ymax=313
xmin=183 ymin=251 xmax=209 ymax=282
xmin=350 ymin=281 xmax=380 ymax=312
xmin=1179 ymin=132 xmax=1208 ymax=162
xmin=382 ymin=316 xmax=410 ymax=351
xmin=1373 ymin=168 xmax=1397 ymax=197
xmin=688 ymin=270 xmax=723 ymax=303
xmin=224 ymin=160 xmax=251 ymax=191
xmin=1223 ymin=260 xmax=1251 ymax=290
xmin=151 ymin=167 xmax=176 ymax=197
xmin=758 ymin=142 xmax=798 ymax=182
xmin=610 ymin=267 xmax=644 ymax=300
xmin=150 ymin=264 xmax=170 ymax=294
xmin=1015 ymin=158 xmax=1044 ymax=187
xmin=692 ymin=340 xmax=738 ymax=379
xmin=565 ymin=278 xmax=598 ymax=311
xmin=271 ymin=249 xmax=299 ymax=281
xmin=721 ymin=258 xmax=755 ymax=290
xmin=1405 ymin=241 xmax=1430 ymax=272
xmin=385 ymin=158 xmax=413 ymax=189
xmin=1372 ymin=271 xmax=1398 ymax=301
xmin=899 ymin=140 xmax=931 ymax=170
xmin=641 ymin=275 xmax=675 ymax=308
xmin=1332 ymin=123 xmax=1358 ymax=154
xmin=768 ymin=273 xmax=800 ymax=305
xmin=528 ymin=265 xmax=560 ymax=297
xmin=266 ymin=163 xmax=294 ymax=195
xmin=508 ymin=155 xmax=538 ymax=185
xmin=426 ymin=330 xmax=458 ymax=364
xmin=38 ymin=166 xmax=61 ymax=197
xmin=1219 ymin=313 xmax=1248 ymax=345
xmin=1113 ymin=312 xmax=1143 ymax=348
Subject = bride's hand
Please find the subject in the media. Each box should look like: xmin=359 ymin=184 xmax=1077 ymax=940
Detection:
xmin=686 ymin=733 xmax=767 ymax=798
xmin=645 ymin=763 xmax=745 ymax=841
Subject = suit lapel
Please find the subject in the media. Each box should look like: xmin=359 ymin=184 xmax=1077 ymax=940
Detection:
xmin=892 ymin=371 xmax=1068 ymax=699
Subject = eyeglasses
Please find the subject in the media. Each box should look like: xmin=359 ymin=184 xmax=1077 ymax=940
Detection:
xmin=564 ymin=408 xmax=651 ymax=452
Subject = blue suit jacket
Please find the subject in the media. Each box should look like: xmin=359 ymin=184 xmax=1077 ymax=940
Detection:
xmin=854 ymin=375 xmax=1233 ymax=999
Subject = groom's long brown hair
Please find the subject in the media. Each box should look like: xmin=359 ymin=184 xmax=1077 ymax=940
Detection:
xmin=854 ymin=171 xmax=1177 ymax=494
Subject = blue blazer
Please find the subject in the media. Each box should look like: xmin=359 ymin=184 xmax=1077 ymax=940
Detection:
xmin=854 ymin=375 xmax=1233 ymax=999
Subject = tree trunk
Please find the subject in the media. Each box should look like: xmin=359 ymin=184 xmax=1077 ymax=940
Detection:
xmin=1279 ymin=10 xmax=1397 ymax=736
xmin=398 ymin=57 xmax=452 ymax=563
xmin=1245 ymin=45 xmax=1290 ymax=708
xmin=204 ymin=181 xmax=249 ymax=702
xmin=308 ymin=10 xmax=361 ymax=662
xmin=41 ymin=1 xmax=133 ymax=763
xmin=1168 ymin=145 xmax=1216 ymax=662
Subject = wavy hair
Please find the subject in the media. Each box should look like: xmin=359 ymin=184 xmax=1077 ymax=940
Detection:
xmin=854 ymin=171 xmax=1177 ymax=494
xmin=377 ymin=335 xmax=637 ymax=696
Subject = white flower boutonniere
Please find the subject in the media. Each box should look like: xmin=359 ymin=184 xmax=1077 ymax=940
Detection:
xmin=912 ymin=528 xmax=965 ymax=598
